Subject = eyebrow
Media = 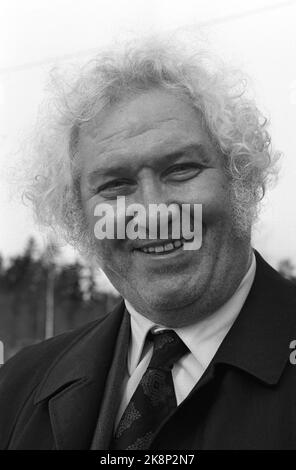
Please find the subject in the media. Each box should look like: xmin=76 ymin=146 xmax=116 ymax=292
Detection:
xmin=86 ymin=143 xmax=211 ymax=186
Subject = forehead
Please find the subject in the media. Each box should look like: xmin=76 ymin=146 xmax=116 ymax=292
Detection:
xmin=77 ymin=88 xmax=215 ymax=171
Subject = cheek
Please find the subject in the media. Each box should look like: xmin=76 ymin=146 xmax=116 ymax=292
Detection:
xmin=181 ymin=173 xmax=231 ymax=224
xmin=94 ymin=239 xmax=114 ymax=261
xmin=93 ymin=239 xmax=127 ymax=277
xmin=81 ymin=195 xmax=96 ymax=231
xmin=204 ymin=187 xmax=232 ymax=225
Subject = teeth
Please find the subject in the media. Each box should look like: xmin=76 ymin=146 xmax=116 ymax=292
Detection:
xmin=164 ymin=242 xmax=174 ymax=251
xmin=139 ymin=239 xmax=184 ymax=254
xmin=173 ymin=240 xmax=182 ymax=248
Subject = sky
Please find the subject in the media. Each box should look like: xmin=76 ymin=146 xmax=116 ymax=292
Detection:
xmin=0 ymin=0 xmax=295 ymax=275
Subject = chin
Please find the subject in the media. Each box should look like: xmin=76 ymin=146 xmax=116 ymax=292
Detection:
xmin=142 ymin=285 xmax=200 ymax=313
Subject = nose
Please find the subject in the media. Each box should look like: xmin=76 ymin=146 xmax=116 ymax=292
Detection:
xmin=130 ymin=170 xmax=181 ymax=238
xmin=136 ymin=170 xmax=166 ymax=208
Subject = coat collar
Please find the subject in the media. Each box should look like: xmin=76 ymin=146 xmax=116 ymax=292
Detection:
xmin=35 ymin=301 xmax=127 ymax=404
xmin=212 ymin=251 xmax=296 ymax=385
xmin=34 ymin=301 xmax=127 ymax=449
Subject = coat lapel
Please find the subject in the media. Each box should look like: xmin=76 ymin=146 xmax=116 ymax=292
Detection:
xmin=90 ymin=310 xmax=130 ymax=449
xmin=34 ymin=301 xmax=127 ymax=449
xmin=212 ymin=250 xmax=296 ymax=384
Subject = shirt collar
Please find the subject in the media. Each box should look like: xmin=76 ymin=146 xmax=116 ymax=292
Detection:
xmin=125 ymin=252 xmax=256 ymax=375
xmin=125 ymin=299 xmax=159 ymax=374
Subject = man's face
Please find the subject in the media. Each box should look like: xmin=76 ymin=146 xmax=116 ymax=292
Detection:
xmin=79 ymin=88 xmax=251 ymax=326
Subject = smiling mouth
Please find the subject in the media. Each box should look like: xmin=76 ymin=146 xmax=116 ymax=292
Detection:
xmin=134 ymin=237 xmax=194 ymax=255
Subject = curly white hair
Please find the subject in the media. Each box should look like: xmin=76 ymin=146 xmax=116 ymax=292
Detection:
xmin=24 ymin=35 xmax=280 ymax=255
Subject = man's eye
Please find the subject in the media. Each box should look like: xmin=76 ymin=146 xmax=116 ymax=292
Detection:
xmin=164 ymin=164 xmax=202 ymax=180
xmin=95 ymin=180 xmax=134 ymax=197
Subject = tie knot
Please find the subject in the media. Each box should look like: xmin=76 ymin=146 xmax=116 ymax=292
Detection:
xmin=147 ymin=330 xmax=188 ymax=370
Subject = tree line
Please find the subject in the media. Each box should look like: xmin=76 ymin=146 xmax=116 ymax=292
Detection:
xmin=0 ymin=237 xmax=119 ymax=360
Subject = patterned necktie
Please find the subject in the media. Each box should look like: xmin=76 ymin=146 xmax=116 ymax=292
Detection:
xmin=110 ymin=329 xmax=188 ymax=450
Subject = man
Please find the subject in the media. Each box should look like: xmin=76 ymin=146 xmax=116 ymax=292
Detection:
xmin=0 ymin=36 xmax=296 ymax=450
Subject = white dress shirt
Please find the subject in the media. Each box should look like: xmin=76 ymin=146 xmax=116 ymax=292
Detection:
xmin=115 ymin=252 xmax=256 ymax=426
